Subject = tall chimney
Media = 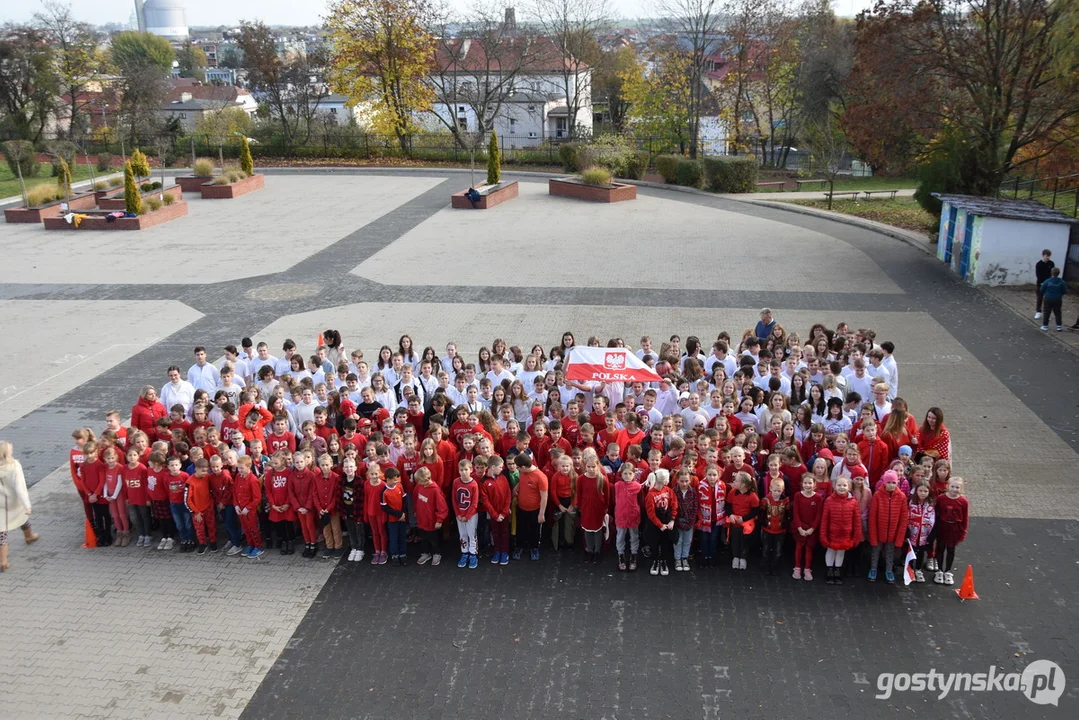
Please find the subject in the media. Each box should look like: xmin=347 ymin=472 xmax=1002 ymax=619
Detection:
xmin=134 ymin=0 xmax=146 ymax=32
xmin=504 ymin=7 xmax=517 ymax=35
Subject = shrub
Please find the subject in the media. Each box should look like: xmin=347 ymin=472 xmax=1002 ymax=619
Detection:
xmin=674 ymin=158 xmax=704 ymax=188
xmin=96 ymin=152 xmax=114 ymax=171
xmin=192 ymin=157 xmax=215 ymax=177
xmin=579 ymin=166 xmax=613 ymax=186
xmin=47 ymin=141 xmax=77 ymax=177
xmin=145 ymin=196 xmax=163 ymax=212
xmin=655 ymin=155 xmax=681 ymax=183
xmin=151 ymin=181 xmax=162 ymax=190
xmin=486 ymin=131 xmax=501 ymax=185
xmin=622 ymin=152 xmax=649 ymax=180
xmin=239 ymin=136 xmax=254 ymax=175
xmin=130 ymin=148 xmax=150 ymax=179
xmin=93 ymin=181 xmax=109 ymax=191
xmin=56 ymin=157 xmax=73 ymax=198
xmin=2 ymin=140 xmax=39 ymax=178
xmin=26 ymin=185 xmax=61 ymax=207
xmin=558 ymin=142 xmax=585 ymax=172
xmin=162 ymin=192 xmax=176 ymax=206
xmin=702 ymin=156 xmax=759 ymax=193
xmin=140 ymin=182 xmax=153 ymax=192
xmin=123 ymin=160 xmax=143 ymax=215
xmin=107 ymin=175 xmax=124 ymax=188
xmin=224 ymin=169 xmax=246 ymax=183
xmin=212 ymin=175 xmax=230 ymax=185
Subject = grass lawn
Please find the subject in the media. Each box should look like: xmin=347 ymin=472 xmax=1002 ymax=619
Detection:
xmin=0 ymin=162 xmax=119 ymax=201
xmin=785 ymin=196 xmax=939 ymax=237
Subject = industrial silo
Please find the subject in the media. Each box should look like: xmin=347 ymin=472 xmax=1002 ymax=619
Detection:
xmin=136 ymin=0 xmax=189 ymax=42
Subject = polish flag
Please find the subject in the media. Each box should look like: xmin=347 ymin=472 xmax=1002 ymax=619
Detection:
xmin=565 ymin=347 xmax=663 ymax=383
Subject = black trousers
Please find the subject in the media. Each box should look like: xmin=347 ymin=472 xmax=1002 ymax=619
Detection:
xmin=420 ymin=529 xmax=440 ymax=555
xmin=1043 ymin=298 xmax=1063 ymax=326
xmin=517 ymin=508 xmax=540 ymax=550
xmin=646 ymin=523 xmax=673 ymax=559
xmin=91 ymin=503 xmax=112 ymax=545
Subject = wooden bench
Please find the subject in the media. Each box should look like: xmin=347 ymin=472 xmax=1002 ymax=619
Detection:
xmin=824 ymin=190 xmax=861 ymax=201
xmin=861 ymin=189 xmax=899 ymax=200
xmin=756 ymin=181 xmax=787 ymax=190
xmin=795 ymin=178 xmax=827 ymax=189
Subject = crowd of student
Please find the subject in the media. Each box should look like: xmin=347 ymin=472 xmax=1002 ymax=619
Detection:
xmin=65 ymin=312 xmax=970 ymax=585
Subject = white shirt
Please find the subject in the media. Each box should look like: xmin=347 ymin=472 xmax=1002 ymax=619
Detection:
xmin=225 ymin=356 xmax=249 ymax=382
xmin=754 ymin=373 xmax=791 ymax=395
xmin=440 ymin=355 xmax=458 ymax=374
xmin=704 ymin=354 xmax=737 ymax=378
xmin=680 ymin=407 xmax=710 ymax=431
xmin=291 ymin=400 xmax=319 ymax=427
xmin=871 ymin=400 xmax=892 ymax=424
xmin=882 ymin=355 xmax=899 ymax=399
xmin=160 ymin=380 xmax=196 ymax=416
xmin=249 ymin=356 xmax=277 ymax=379
xmin=846 ymin=373 xmax=875 ymax=403
xmin=485 ymin=368 xmax=514 ymax=387
xmin=274 ymin=355 xmax=298 ymax=377
xmin=188 ymin=362 xmax=221 ymax=394
xmin=383 ymin=366 xmax=403 ymax=389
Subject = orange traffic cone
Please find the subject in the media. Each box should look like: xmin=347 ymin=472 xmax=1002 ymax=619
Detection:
xmin=82 ymin=519 xmax=97 ymax=549
xmin=955 ymin=565 xmax=978 ymax=600
xmin=316 ymin=332 xmax=324 ymax=349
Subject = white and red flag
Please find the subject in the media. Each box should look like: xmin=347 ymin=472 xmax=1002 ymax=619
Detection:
xmin=564 ymin=347 xmax=663 ymax=383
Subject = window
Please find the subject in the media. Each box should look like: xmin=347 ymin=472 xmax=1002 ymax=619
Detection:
xmin=457 ymin=117 xmax=468 ymax=131
xmin=528 ymin=131 xmax=537 ymax=138
xmin=458 ymin=106 xmax=466 ymax=113
xmin=509 ymin=118 xmax=516 ymax=127
xmin=527 ymin=105 xmax=535 ymax=111
xmin=179 ymin=113 xmax=187 ymax=119
xmin=329 ymin=107 xmax=337 ymax=114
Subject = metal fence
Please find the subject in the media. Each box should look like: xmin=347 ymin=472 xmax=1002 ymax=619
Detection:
xmin=998 ymin=173 xmax=1079 ymax=217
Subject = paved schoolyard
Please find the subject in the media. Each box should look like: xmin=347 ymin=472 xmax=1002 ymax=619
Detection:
xmin=0 ymin=171 xmax=1075 ymax=719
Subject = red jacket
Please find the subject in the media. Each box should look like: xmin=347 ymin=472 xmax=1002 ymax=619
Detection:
xmin=820 ymin=492 xmax=863 ymax=551
xmin=907 ymin=500 xmax=935 ymax=547
xmin=576 ymin=474 xmax=610 ymax=531
xmin=233 ymin=471 xmax=262 ymax=513
xmin=380 ymin=483 xmax=407 ymax=522
xmin=644 ymin=486 xmax=677 ymax=529
xmin=363 ymin=480 xmax=387 ymax=522
xmin=209 ymin=470 xmax=233 ymax=506
xmin=868 ymin=486 xmax=909 ymax=547
xmin=414 ymin=482 xmax=449 ymax=530
xmin=452 ymin=477 xmax=480 ymax=520
xmin=614 ymin=479 xmax=642 ymax=528
xmin=131 ymin=397 xmax=167 ymax=439
xmin=82 ymin=459 xmax=106 ymax=501
xmin=761 ymin=495 xmax=790 ymax=534
xmin=857 ymin=438 xmax=890 ymax=485
xmin=313 ymin=470 xmax=340 ymax=514
xmin=69 ymin=447 xmax=87 ymax=494
xmin=265 ymin=468 xmax=294 ymax=521
xmin=791 ymin=491 xmax=823 ymax=535
xmin=287 ymin=468 xmax=316 ymax=510
xmin=480 ymin=475 xmax=511 ymax=519
xmin=935 ymin=494 xmax=969 ymax=545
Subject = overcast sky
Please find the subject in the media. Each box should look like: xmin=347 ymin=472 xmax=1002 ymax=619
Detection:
xmin=2 ymin=0 xmax=879 ymax=26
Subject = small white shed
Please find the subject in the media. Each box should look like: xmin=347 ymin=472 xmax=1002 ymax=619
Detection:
xmin=932 ymin=194 xmax=1075 ymax=286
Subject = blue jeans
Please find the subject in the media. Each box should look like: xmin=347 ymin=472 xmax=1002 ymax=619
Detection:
xmin=698 ymin=528 xmax=720 ymax=559
xmin=674 ymin=528 xmax=694 ymax=560
xmin=222 ymin=505 xmax=242 ymax=547
xmin=171 ymin=502 xmax=194 ymax=543
xmin=387 ymin=522 xmax=408 ymax=557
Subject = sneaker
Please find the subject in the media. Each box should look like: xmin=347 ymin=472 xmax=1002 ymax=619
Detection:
xmin=491 ymin=551 xmax=500 ymax=564
xmin=223 ymin=541 xmax=233 ymax=553
xmin=868 ymin=568 xmax=878 ymax=582
xmin=739 ymin=558 xmax=748 ymax=570
xmin=512 ymin=548 xmax=523 ymax=560
xmin=934 ymin=570 xmax=945 ymax=584
xmin=252 ymin=548 xmax=265 ymax=559
xmin=530 ymin=549 xmax=539 ymax=561
xmin=1035 ymin=312 xmax=1042 ymax=319
xmin=157 ymin=538 xmax=168 ymax=550
xmin=391 ymin=556 xmax=401 ymax=567
xmin=417 ymin=553 xmax=432 ymax=565
xmin=944 ymin=571 xmax=955 ymax=585
xmin=134 ymin=535 xmax=144 ymax=548
xmin=733 ymin=558 xmax=740 ymax=570
xmin=1057 ymin=326 xmax=1064 ymax=332
xmin=660 ymin=560 xmax=669 ymax=576
xmin=927 ymin=557 xmax=937 ymax=571
xmin=398 ymin=555 xmax=408 ymax=566
xmin=322 ymin=548 xmax=336 ymax=559
xmin=458 ymin=554 xmax=468 ymax=568
xmin=915 ymin=569 xmax=925 ymax=583
xmin=618 ymin=556 xmax=627 ymax=571
xmin=196 ymin=545 xmax=207 ymax=555
xmin=885 ymin=570 xmax=896 ymax=584
xmin=209 ymin=543 xmax=218 ymax=553
xmin=499 ymin=552 xmax=509 ymax=565
xmin=346 ymin=549 xmax=356 ymax=561
xmin=804 ymin=569 xmax=813 ymax=581
xmin=792 ymin=567 xmax=802 ymax=580
xmin=143 ymin=536 xmax=153 ymax=547
xmin=432 ymin=554 xmax=442 ymax=566
xmin=371 ymin=552 xmax=380 ymax=565
xmin=355 ymin=550 xmax=365 ymax=562
xmin=379 ymin=552 xmax=389 ymax=565
xmin=629 ymin=555 xmax=638 ymax=571
xmin=650 ymin=561 xmax=660 ymax=576
xmin=1040 ymin=325 xmax=1049 ymax=330
xmin=468 ymin=554 xmax=478 ymax=569
xmin=240 ymin=547 xmax=252 ymax=558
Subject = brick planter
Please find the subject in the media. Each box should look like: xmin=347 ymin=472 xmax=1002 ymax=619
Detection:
xmin=4 ymin=192 xmax=97 ymax=224
xmin=451 ymin=181 xmax=519 ymax=209
xmin=549 ymin=177 xmax=637 ymax=203
xmin=42 ymin=200 xmax=188 ymax=231
xmin=200 ymin=173 xmax=265 ymax=199
xmin=176 ymin=175 xmax=213 ymax=192
xmin=93 ymin=186 xmax=123 ymax=203
xmin=98 ymin=184 xmax=183 ymax=211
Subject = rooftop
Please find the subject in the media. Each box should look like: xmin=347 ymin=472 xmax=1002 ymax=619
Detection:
xmin=933 ymin=194 xmax=1079 ymax=225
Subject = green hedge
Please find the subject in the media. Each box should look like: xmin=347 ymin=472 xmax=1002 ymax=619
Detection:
xmin=559 ymin=138 xmax=648 ymax=179
xmin=1 ymin=140 xmax=39 ymax=178
xmin=702 ymin=156 xmax=758 ymax=193
xmin=655 ymin=155 xmax=680 ymax=183
xmin=656 ymin=155 xmax=705 ymax=188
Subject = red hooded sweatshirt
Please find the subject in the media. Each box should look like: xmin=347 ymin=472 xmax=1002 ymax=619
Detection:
xmin=869 ymin=486 xmax=909 ymax=547
xmin=452 ymin=477 xmax=480 ymax=520
xmin=414 ymin=482 xmax=449 ymax=531
xmin=480 ymin=474 xmax=511 ymax=519
xmin=287 ymin=468 xmax=316 ymax=510
xmin=313 ymin=470 xmax=340 ymax=514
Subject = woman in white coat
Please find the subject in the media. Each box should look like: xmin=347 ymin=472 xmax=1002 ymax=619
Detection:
xmin=1 ymin=441 xmax=39 ymax=571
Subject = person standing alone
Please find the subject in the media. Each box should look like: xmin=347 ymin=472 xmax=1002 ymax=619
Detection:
xmin=1034 ymin=249 xmax=1054 ymax=321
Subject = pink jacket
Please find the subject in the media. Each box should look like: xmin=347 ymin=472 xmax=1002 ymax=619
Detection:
xmin=613 ymin=479 xmax=642 ymax=529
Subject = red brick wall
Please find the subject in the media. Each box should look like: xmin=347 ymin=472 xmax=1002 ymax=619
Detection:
xmin=200 ymin=173 xmax=265 ymax=199
xmin=549 ymin=179 xmax=637 ymax=203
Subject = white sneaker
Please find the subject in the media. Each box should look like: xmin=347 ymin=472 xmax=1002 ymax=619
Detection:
xmin=1035 ymin=312 xmax=1042 ymax=319
xmin=934 ymin=570 xmax=945 ymax=584
xmin=157 ymin=538 xmax=167 ymax=550
xmin=417 ymin=553 xmax=432 ymax=565
xmin=740 ymin=558 xmax=748 ymax=570
xmin=915 ymin=570 xmax=925 ymax=583
xmin=164 ymin=538 xmax=175 ymax=550
xmin=926 ymin=557 xmax=937 ymax=571
xmin=226 ymin=545 xmax=243 ymax=556
xmin=143 ymin=536 xmax=152 ymax=547
xmin=1040 ymin=325 xmax=1049 ymax=330
xmin=944 ymin=571 xmax=955 ymax=585
xmin=1057 ymin=326 xmax=1064 ymax=332
xmin=355 ymin=550 xmax=365 ymax=563
xmin=223 ymin=541 xmax=233 ymax=553
xmin=345 ymin=549 xmax=355 ymax=561
xmin=652 ymin=561 xmax=661 ymax=576
xmin=431 ymin=553 xmax=441 ymax=566
xmin=732 ymin=558 xmax=739 ymax=570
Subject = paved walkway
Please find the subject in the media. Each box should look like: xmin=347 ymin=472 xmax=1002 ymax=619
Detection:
xmin=0 ymin=170 xmax=1075 ymax=718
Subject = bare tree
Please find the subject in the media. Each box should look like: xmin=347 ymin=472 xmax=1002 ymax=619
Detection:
xmin=657 ymin=0 xmax=725 ymax=158
xmin=429 ymin=2 xmax=540 ymax=148
xmin=529 ymin=0 xmax=609 ymax=139
xmin=34 ymin=1 xmax=102 ymax=139
xmin=805 ymin=114 xmax=848 ymax=209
